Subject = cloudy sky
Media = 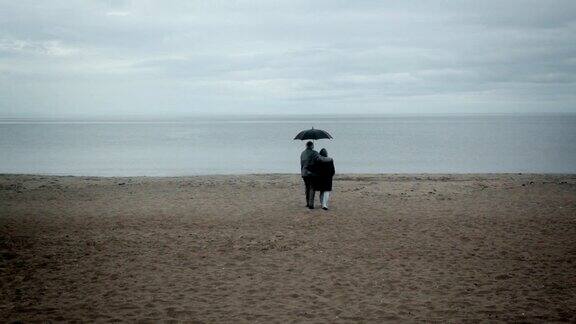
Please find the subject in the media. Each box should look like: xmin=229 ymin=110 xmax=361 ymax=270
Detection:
xmin=1 ymin=0 xmax=575 ymax=117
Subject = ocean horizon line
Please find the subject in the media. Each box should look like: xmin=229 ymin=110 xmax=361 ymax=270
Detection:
xmin=2 ymin=172 xmax=575 ymax=178
xmin=2 ymin=112 xmax=575 ymax=124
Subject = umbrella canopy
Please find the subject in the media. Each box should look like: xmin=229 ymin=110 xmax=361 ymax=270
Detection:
xmin=293 ymin=127 xmax=333 ymax=140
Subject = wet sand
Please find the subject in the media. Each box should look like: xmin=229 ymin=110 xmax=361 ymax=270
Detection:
xmin=1 ymin=174 xmax=575 ymax=322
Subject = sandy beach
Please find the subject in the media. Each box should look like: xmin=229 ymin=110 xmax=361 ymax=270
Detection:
xmin=1 ymin=173 xmax=575 ymax=322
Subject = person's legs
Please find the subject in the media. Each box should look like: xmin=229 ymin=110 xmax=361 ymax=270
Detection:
xmin=307 ymin=187 xmax=315 ymax=209
xmin=303 ymin=177 xmax=310 ymax=206
xmin=303 ymin=177 xmax=314 ymax=208
xmin=322 ymin=191 xmax=330 ymax=209
xmin=319 ymin=191 xmax=324 ymax=207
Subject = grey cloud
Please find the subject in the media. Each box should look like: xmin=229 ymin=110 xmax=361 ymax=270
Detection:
xmin=0 ymin=0 xmax=575 ymax=116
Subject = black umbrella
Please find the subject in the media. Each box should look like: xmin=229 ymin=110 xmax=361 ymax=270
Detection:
xmin=293 ymin=127 xmax=333 ymax=140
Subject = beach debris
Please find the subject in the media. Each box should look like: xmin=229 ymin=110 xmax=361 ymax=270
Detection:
xmin=495 ymin=274 xmax=511 ymax=280
xmin=478 ymin=183 xmax=489 ymax=190
xmin=0 ymin=183 xmax=25 ymax=192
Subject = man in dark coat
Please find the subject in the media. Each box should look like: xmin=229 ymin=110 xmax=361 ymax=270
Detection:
xmin=300 ymin=141 xmax=332 ymax=209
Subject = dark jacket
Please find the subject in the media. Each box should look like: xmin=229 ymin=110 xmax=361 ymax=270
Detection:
xmin=312 ymin=160 xmax=335 ymax=191
xmin=300 ymin=148 xmax=332 ymax=177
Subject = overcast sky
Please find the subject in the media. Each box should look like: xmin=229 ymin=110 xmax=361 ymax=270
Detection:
xmin=1 ymin=0 xmax=575 ymax=117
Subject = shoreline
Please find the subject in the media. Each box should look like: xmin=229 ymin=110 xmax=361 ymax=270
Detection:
xmin=1 ymin=173 xmax=575 ymax=322
xmin=2 ymin=172 xmax=576 ymax=178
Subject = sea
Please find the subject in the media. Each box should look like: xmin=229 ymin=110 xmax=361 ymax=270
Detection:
xmin=1 ymin=114 xmax=575 ymax=176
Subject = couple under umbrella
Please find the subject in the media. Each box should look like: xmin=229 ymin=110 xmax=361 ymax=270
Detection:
xmin=294 ymin=128 xmax=336 ymax=210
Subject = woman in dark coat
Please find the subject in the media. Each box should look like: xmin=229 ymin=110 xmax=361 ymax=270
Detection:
xmin=313 ymin=148 xmax=335 ymax=210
